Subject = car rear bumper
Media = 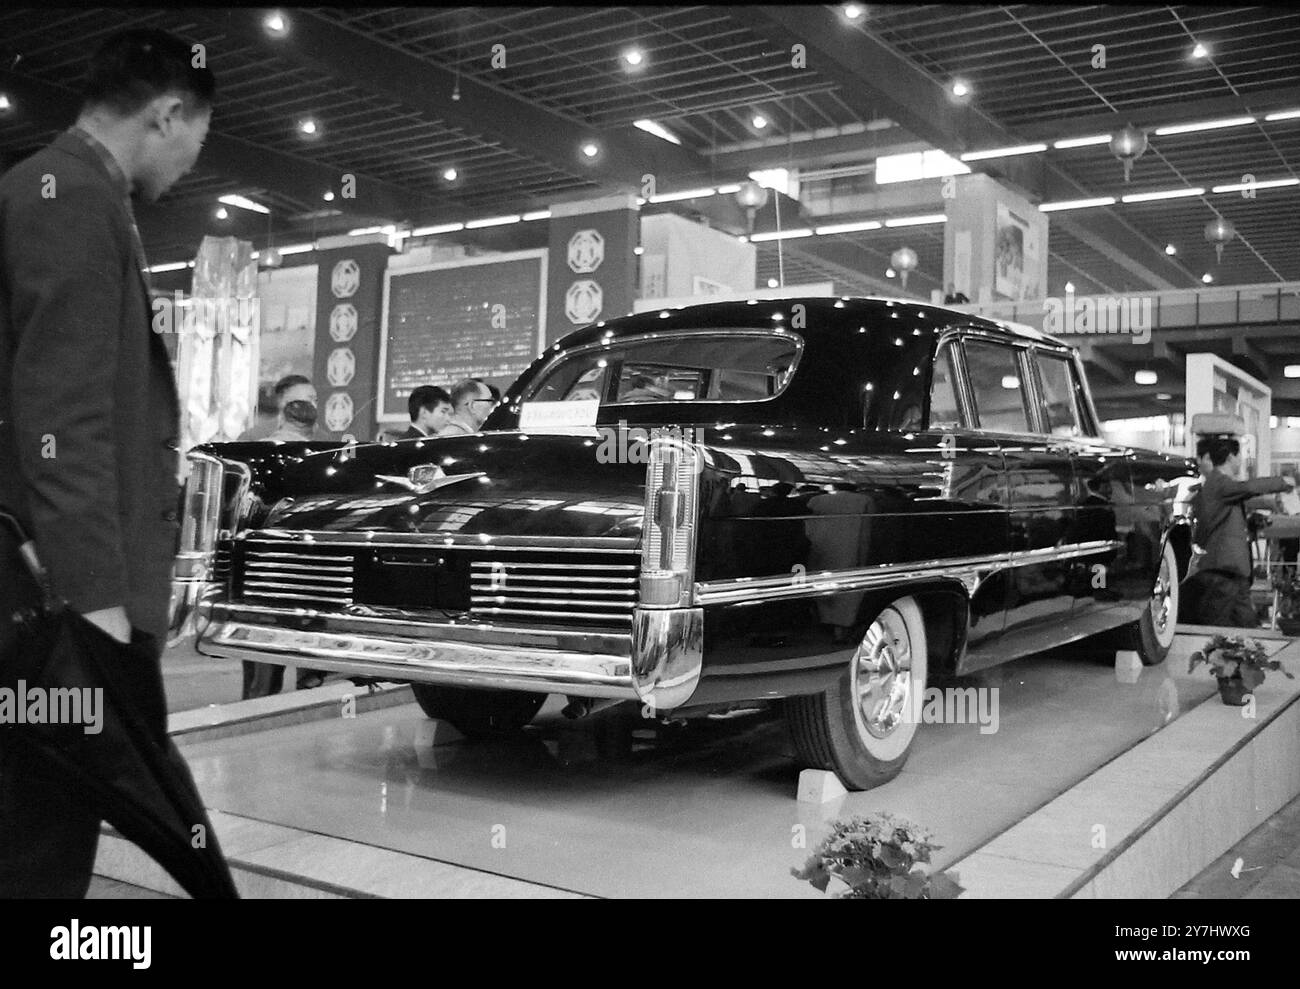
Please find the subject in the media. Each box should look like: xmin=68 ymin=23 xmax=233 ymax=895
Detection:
xmin=191 ymin=601 xmax=703 ymax=707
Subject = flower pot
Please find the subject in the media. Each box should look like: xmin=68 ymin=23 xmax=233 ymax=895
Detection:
xmin=1216 ymin=676 xmax=1250 ymax=706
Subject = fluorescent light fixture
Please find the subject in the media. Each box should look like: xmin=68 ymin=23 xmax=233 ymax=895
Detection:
xmin=521 ymin=210 xmax=551 ymax=221
xmin=959 ymin=143 xmax=1047 ymax=162
xmin=347 ymin=226 xmax=385 ymax=236
xmin=1039 ymin=196 xmax=1115 ymax=212
xmin=410 ymin=222 xmax=465 ymax=236
xmin=1157 ymin=393 xmax=1173 ymax=401
xmin=465 ymin=215 xmax=521 ymax=229
xmin=1272 ymin=415 xmax=1280 ymax=428
xmin=218 ymin=193 xmax=270 ymax=215
xmin=1265 ymin=108 xmax=1300 ymax=122
xmin=1285 ymin=365 xmax=1300 ymax=378
xmin=1053 ymin=133 xmax=1112 ymax=149
xmin=1211 ymin=177 xmax=1300 ymax=193
xmin=1289 ymin=417 xmax=1300 ymax=430
xmin=884 ymin=213 xmax=946 ymax=227
xmin=1154 ymin=116 xmax=1255 ymax=136
xmin=648 ymin=187 xmax=717 ymax=203
xmin=715 ymin=183 xmax=741 ymax=194
xmin=813 ymin=220 xmax=883 ymax=235
xmin=748 ymin=228 xmax=813 ymax=242
xmin=148 ymin=261 xmax=190 ymax=273
xmin=748 ymin=168 xmax=791 ymax=197
xmin=875 ymin=149 xmax=970 ymax=185
xmin=277 ymin=244 xmax=314 ymax=255
xmin=1134 ymin=370 xmax=1158 ymax=386
xmin=633 ymin=119 xmax=681 ymax=145
xmin=1121 ymin=187 xmax=1205 ymax=203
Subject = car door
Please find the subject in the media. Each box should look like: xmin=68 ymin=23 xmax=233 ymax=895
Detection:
xmin=961 ymin=337 xmax=1075 ymax=662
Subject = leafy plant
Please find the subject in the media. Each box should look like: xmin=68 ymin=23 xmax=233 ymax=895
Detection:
xmin=792 ymin=812 xmax=964 ymax=899
xmin=1188 ymin=634 xmax=1294 ymax=691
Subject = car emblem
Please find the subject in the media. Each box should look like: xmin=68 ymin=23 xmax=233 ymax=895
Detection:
xmin=375 ymin=466 xmax=486 ymax=494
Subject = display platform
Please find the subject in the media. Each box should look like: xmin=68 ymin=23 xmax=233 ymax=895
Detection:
xmin=93 ymin=631 xmax=1300 ymax=898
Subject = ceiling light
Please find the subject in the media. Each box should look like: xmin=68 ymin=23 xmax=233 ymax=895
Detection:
xmin=263 ymin=11 xmax=289 ymax=37
xmin=1001 ymin=375 xmax=1019 ymax=389
xmin=1135 ymin=370 xmax=1158 ymax=385
xmin=951 ymin=80 xmax=970 ymax=98
xmin=1211 ymin=177 xmax=1300 ymax=193
xmin=622 ymin=47 xmax=644 ymax=68
xmin=521 ymin=210 xmax=551 ymax=221
xmin=1289 ymin=417 xmax=1300 ymax=430
xmin=465 ymin=215 xmax=521 ymax=229
xmin=1052 ymin=133 xmax=1112 ymax=149
xmin=322 ymin=191 xmax=335 ymax=202
xmin=633 ymin=246 xmax=644 ymax=255
xmin=1038 ymin=196 xmax=1115 ymax=212
xmin=1064 ymin=281 xmax=1075 ymax=293
xmin=813 ymin=220 xmax=883 ymax=235
xmin=886 ymin=268 xmax=896 ymax=278
xmin=581 ymin=141 xmax=600 ymax=158
xmin=297 ymin=118 xmax=320 ymax=137
xmin=0 ymin=94 xmax=12 ymax=114
xmin=218 ymin=193 xmax=270 ymax=215
xmin=1272 ymin=415 xmax=1280 ymax=428
xmin=442 ymin=167 xmax=459 ymax=182
xmin=1165 ymin=244 xmax=1177 ymax=255
xmin=1154 ymin=116 xmax=1254 ymax=136
xmin=1202 ymin=273 xmax=1214 ymax=284
xmin=648 ymin=187 xmax=718 ymax=203
xmin=959 ymin=143 xmax=1047 ymax=162
xmin=1120 ymin=187 xmax=1205 ymax=203
xmin=633 ymin=119 xmax=681 ymax=145
xmin=767 ymin=278 xmax=779 ymax=288
xmin=148 ymin=261 xmax=190 ymax=274
xmin=410 ymin=222 xmax=465 ymax=236
xmin=1156 ymin=393 xmax=1172 ymax=401
xmin=1191 ymin=42 xmax=1208 ymax=59
xmin=1264 ymin=109 xmax=1300 ymax=122
xmin=1285 ymin=365 xmax=1300 ymax=378
xmin=277 ymin=244 xmax=314 ymax=256
xmin=214 ymin=206 xmax=228 ymax=220
xmin=751 ymin=114 xmax=769 ymax=130
xmin=884 ymin=213 xmax=946 ymax=227
xmin=875 ymin=149 xmax=969 ymax=184
xmin=748 ymin=228 xmax=813 ymax=242
xmin=843 ymin=3 xmax=865 ymax=19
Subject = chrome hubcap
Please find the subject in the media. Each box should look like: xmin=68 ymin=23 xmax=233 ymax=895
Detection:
xmin=852 ymin=610 xmax=913 ymax=739
xmin=1151 ymin=554 xmax=1173 ymax=635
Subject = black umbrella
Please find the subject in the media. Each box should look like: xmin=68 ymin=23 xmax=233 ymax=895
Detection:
xmin=0 ymin=511 xmax=238 ymax=899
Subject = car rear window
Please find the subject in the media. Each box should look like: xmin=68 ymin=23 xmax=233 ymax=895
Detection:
xmin=526 ymin=332 xmax=802 ymax=405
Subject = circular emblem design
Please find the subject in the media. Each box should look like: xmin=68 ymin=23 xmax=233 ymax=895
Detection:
xmin=324 ymin=391 xmax=354 ymax=432
xmin=565 ymin=279 xmax=603 ymax=324
xmin=567 ymin=229 xmax=604 ymax=274
xmin=331 ymin=259 xmax=360 ymax=298
xmin=329 ymin=303 xmax=358 ymax=342
xmin=326 ymin=347 xmax=356 ymax=388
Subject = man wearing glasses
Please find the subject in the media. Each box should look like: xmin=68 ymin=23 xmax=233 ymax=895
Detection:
xmin=442 ymin=378 xmax=498 ymax=436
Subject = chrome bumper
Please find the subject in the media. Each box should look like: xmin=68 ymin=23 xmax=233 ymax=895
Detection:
xmin=192 ymin=601 xmax=703 ymax=708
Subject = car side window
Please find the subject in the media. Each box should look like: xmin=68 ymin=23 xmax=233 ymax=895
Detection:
xmin=928 ymin=343 xmax=963 ymax=429
xmin=962 ymin=340 xmax=1032 ymax=434
xmin=1035 ymin=353 xmax=1082 ymax=437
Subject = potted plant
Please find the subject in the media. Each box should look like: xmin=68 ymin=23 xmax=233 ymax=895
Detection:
xmin=1188 ymin=634 xmax=1294 ymax=706
xmin=792 ymin=812 xmax=963 ymax=899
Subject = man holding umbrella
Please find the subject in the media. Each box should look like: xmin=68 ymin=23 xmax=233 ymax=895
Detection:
xmin=0 ymin=30 xmax=230 ymax=896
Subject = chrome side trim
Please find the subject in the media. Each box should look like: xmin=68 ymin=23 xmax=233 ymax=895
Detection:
xmin=631 ymin=608 xmax=704 ymax=710
xmin=249 ymin=530 xmax=640 ymax=551
xmin=693 ymin=540 xmax=1123 ymax=606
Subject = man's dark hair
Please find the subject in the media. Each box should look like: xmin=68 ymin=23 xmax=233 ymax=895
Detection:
xmin=450 ymin=378 xmax=487 ymax=409
xmin=1197 ymin=435 xmax=1239 ymax=467
xmin=486 ymin=383 xmax=502 ymax=403
xmin=273 ymin=374 xmax=312 ymax=400
xmin=83 ymin=29 xmax=216 ymax=118
xmin=408 ymin=385 xmax=452 ymax=422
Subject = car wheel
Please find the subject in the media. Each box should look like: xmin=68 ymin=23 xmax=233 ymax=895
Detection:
xmin=410 ymin=684 xmax=546 ymax=738
xmin=785 ymin=597 xmax=927 ymax=791
xmin=1117 ymin=539 xmax=1179 ymax=666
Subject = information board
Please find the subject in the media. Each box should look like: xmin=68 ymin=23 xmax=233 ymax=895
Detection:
xmin=378 ymin=250 xmax=547 ymax=422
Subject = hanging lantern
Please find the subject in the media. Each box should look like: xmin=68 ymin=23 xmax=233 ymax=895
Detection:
xmin=735 ymin=180 xmax=770 ymax=236
xmin=1203 ymin=217 xmax=1236 ymax=263
xmin=890 ymin=247 xmax=918 ymax=289
xmin=259 ymin=246 xmax=283 ymax=269
xmin=1109 ymin=125 xmax=1148 ymax=182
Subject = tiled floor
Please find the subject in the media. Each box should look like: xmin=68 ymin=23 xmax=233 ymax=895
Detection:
xmin=1173 ymin=794 xmax=1300 ymax=898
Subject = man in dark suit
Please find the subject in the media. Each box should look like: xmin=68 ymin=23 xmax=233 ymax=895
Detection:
xmin=0 ymin=29 xmax=214 ymax=897
xmin=404 ymin=384 xmax=454 ymax=439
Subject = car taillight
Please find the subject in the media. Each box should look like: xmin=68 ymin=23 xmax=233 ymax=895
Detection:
xmin=640 ymin=435 xmax=699 ymax=608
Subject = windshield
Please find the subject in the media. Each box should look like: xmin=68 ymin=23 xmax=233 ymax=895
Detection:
xmin=526 ymin=331 xmax=802 ymax=405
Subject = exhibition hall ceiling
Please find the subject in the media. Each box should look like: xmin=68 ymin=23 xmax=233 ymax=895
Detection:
xmin=0 ymin=5 xmax=1297 ymax=300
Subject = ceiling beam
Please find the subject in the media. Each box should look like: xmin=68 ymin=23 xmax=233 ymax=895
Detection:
xmin=746 ymin=7 xmax=1196 ymax=292
xmin=190 ymin=7 xmax=724 ymax=196
xmin=1077 ymin=341 xmax=1126 ymax=383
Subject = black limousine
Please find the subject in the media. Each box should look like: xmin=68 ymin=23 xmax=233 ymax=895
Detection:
xmin=170 ymin=297 xmax=1196 ymax=789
